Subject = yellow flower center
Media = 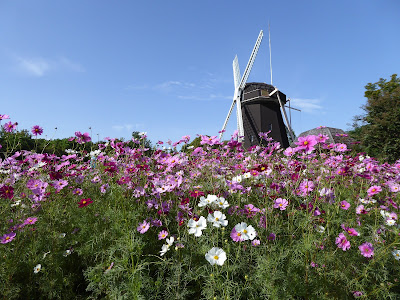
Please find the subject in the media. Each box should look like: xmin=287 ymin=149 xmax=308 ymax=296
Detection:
xmin=214 ymin=255 xmax=219 ymax=260
xmin=215 ymin=218 xmax=219 ymax=221
xmin=304 ymin=141 xmax=308 ymax=145
xmin=82 ymin=200 xmax=86 ymax=204
xmin=243 ymin=229 xmax=248 ymax=234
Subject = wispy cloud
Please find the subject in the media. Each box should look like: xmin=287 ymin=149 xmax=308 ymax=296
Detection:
xmin=112 ymin=124 xmax=144 ymax=131
xmin=154 ymin=80 xmax=196 ymax=91
xmin=16 ymin=55 xmax=84 ymax=77
xmin=289 ymin=98 xmax=323 ymax=114
xmin=17 ymin=57 xmax=50 ymax=77
xmin=58 ymin=57 xmax=85 ymax=72
xmin=178 ymin=94 xmax=231 ymax=101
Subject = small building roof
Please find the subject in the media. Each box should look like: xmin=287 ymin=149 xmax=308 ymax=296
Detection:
xmin=291 ymin=127 xmax=357 ymax=148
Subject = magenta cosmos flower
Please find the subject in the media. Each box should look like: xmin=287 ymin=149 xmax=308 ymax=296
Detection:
xmin=1 ymin=232 xmax=16 ymax=244
xmin=0 ymin=185 xmax=14 ymax=199
xmin=274 ymin=198 xmax=289 ymax=210
xmin=340 ymin=200 xmax=350 ymax=210
xmin=78 ymin=198 xmax=93 ymax=208
xmin=31 ymin=125 xmax=43 ymax=136
xmin=367 ymin=185 xmax=382 ymax=197
xmin=75 ymin=131 xmax=92 ymax=144
xmin=335 ymin=233 xmax=351 ymax=251
xmin=359 ymin=242 xmax=374 ymax=258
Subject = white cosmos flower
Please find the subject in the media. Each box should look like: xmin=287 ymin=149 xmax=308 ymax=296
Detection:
xmin=386 ymin=219 xmax=396 ymax=226
xmin=243 ymin=172 xmax=251 ymax=179
xmin=216 ymin=197 xmax=229 ymax=209
xmin=11 ymin=200 xmax=21 ymax=207
xmin=198 ymin=195 xmax=218 ymax=207
xmin=392 ymin=250 xmax=400 ymax=260
xmin=316 ymin=226 xmax=325 ymax=233
xmin=381 ymin=210 xmax=390 ymax=218
xmin=207 ymin=211 xmax=228 ymax=228
xmin=234 ymin=222 xmax=257 ymax=241
xmin=160 ymin=236 xmax=175 ymax=256
xmin=160 ymin=244 xmax=170 ymax=256
xmin=232 ymin=175 xmax=242 ymax=183
xmin=188 ymin=216 xmax=207 ymax=237
xmin=205 ymin=247 xmax=227 ymax=266
xmin=34 ymin=264 xmax=41 ymax=274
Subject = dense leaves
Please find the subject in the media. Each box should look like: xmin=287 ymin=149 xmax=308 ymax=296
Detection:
xmin=351 ymin=74 xmax=400 ymax=162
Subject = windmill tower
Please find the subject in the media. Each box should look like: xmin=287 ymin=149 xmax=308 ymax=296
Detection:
xmin=220 ymin=30 xmax=296 ymax=148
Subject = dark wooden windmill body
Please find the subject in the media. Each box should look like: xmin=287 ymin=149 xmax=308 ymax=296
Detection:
xmin=241 ymin=82 xmax=289 ymax=148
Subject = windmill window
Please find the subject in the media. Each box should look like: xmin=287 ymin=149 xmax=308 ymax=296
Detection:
xmin=251 ymin=135 xmax=254 ymax=143
xmin=261 ymin=89 xmax=270 ymax=97
xmin=268 ymin=124 xmax=272 ymax=131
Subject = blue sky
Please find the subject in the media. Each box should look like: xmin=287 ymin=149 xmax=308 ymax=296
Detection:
xmin=1 ymin=1 xmax=399 ymax=144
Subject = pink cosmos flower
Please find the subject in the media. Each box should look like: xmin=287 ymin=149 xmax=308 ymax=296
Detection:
xmin=310 ymin=261 xmax=318 ymax=268
xmin=3 ymin=121 xmax=17 ymax=133
xmin=352 ymin=291 xmax=364 ymax=297
xmin=335 ymin=233 xmax=351 ymax=251
xmin=137 ymin=221 xmax=150 ymax=234
xmin=367 ymin=185 xmax=382 ymax=197
xmin=295 ymin=135 xmax=317 ymax=152
xmin=53 ymin=180 xmax=68 ymax=191
xmin=359 ymin=242 xmax=374 ymax=258
xmin=251 ymin=239 xmax=260 ymax=247
xmin=73 ymin=188 xmax=83 ymax=195
xmin=388 ymin=182 xmax=400 ymax=193
xmin=316 ymin=134 xmax=329 ymax=143
xmin=23 ymin=217 xmax=38 ymax=226
xmin=334 ymin=143 xmax=348 ymax=152
xmin=341 ymin=224 xmax=360 ymax=236
xmin=0 ymin=114 xmax=10 ymax=121
xmin=340 ymin=200 xmax=350 ymax=210
xmin=31 ymin=125 xmax=43 ymax=136
xmin=230 ymin=227 xmax=244 ymax=242
xmin=200 ymin=135 xmax=219 ymax=146
xmin=273 ymin=198 xmax=289 ymax=210
xmin=356 ymin=204 xmax=368 ymax=214
xmin=299 ymin=180 xmax=315 ymax=196
xmin=283 ymin=147 xmax=295 ymax=156
xmin=0 ymin=232 xmax=16 ymax=244
xmin=158 ymin=230 xmax=168 ymax=240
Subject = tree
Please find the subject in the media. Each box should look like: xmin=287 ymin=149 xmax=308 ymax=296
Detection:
xmin=351 ymin=74 xmax=400 ymax=162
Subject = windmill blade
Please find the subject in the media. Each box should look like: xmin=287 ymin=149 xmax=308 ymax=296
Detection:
xmin=276 ymin=91 xmax=295 ymax=142
xmin=219 ymin=99 xmax=236 ymax=140
xmin=236 ymin=91 xmax=245 ymax=140
xmin=239 ymin=30 xmax=263 ymax=90
xmin=233 ymin=55 xmax=241 ymax=90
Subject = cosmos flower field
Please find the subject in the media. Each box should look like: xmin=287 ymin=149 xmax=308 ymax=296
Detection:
xmin=1 ymin=115 xmax=400 ymax=299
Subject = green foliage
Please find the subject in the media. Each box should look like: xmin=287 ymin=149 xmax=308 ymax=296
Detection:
xmin=1 ymin=128 xmax=400 ymax=299
xmin=351 ymin=74 xmax=400 ymax=162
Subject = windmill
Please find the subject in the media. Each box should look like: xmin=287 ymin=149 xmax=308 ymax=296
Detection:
xmin=219 ymin=29 xmax=296 ymax=148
